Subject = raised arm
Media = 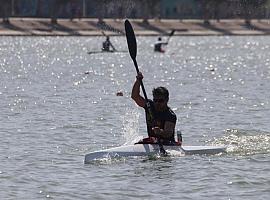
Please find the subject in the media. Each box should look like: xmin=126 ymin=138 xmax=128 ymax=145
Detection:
xmin=131 ymin=72 xmax=146 ymax=107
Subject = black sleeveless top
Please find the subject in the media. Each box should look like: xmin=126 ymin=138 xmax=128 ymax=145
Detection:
xmin=102 ymin=41 xmax=110 ymax=51
xmin=144 ymin=100 xmax=177 ymax=142
xmin=154 ymin=43 xmax=162 ymax=52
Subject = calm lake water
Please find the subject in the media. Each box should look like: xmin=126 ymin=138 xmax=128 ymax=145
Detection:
xmin=0 ymin=35 xmax=270 ymax=199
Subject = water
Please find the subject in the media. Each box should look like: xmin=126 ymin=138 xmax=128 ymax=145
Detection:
xmin=0 ymin=35 xmax=270 ymax=199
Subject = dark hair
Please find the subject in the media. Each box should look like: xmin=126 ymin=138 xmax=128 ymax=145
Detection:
xmin=152 ymin=87 xmax=169 ymax=100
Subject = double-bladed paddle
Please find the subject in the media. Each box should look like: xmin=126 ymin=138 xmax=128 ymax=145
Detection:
xmin=124 ymin=19 xmax=167 ymax=156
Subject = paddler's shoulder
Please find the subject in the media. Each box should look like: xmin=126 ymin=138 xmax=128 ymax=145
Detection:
xmin=167 ymin=106 xmax=177 ymax=118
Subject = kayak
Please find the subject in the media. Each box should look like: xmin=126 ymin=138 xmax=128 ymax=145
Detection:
xmin=87 ymin=50 xmax=127 ymax=54
xmin=84 ymin=141 xmax=226 ymax=163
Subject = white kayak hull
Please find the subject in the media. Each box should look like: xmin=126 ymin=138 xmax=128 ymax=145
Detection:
xmin=84 ymin=143 xmax=226 ymax=163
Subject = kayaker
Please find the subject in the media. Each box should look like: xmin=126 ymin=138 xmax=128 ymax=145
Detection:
xmin=154 ymin=37 xmax=168 ymax=53
xmin=131 ymin=72 xmax=177 ymax=144
xmin=102 ymin=36 xmax=116 ymax=52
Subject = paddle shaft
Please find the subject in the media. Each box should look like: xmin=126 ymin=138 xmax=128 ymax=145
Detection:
xmin=166 ymin=30 xmax=175 ymax=44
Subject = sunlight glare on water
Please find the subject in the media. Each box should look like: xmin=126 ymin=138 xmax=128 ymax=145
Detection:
xmin=0 ymin=36 xmax=270 ymax=199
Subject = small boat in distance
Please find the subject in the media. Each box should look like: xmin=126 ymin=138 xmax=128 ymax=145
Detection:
xmin=87 ymin=50 xmax=127 ymax=54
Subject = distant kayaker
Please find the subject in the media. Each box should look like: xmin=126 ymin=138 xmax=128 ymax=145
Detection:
xmin=102 ymin=36 xmax=116 ymax=52
xmin=154 ymin=37 xmax=168 ymax=53
xmin=131 ymin=72 xmax=177 ymax=144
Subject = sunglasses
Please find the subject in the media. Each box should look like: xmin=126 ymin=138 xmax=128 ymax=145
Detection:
xmin=153 ymin=98 xmax=166 ymax=103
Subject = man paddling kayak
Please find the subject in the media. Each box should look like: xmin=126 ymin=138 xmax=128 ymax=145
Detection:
xmin=131 ymin=72 xmax=177 ymax=144
xmin=154 ymin=37 xmax=168 ymax=53
xmin=102 ymin=36 xmax=116 ymax=52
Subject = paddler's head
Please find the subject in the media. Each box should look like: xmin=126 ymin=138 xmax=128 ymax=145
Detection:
xmin=152 ymin=87 xmax=169 ymax=111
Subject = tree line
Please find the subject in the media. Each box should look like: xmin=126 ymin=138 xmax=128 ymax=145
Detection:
xmin=0 ymin=0 xmax=269 ymax=24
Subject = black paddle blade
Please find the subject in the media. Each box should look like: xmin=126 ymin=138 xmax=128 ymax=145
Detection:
xmin=125 ymin=20 xmax=137 ymax=60
xmin=169 ymin=30 xmax=175 ymax=37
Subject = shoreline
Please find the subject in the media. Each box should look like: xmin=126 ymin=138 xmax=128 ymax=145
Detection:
xmin=0 ymin=18 xmax=270 ymax=36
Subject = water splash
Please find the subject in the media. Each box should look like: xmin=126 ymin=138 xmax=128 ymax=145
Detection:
xmin=210 ymin=129 xmax=270 ymax=156
xmin=167 ymin=150 xmax=185 ymax=158
xmin=121 ymin=108 xmax=142 ymax=145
